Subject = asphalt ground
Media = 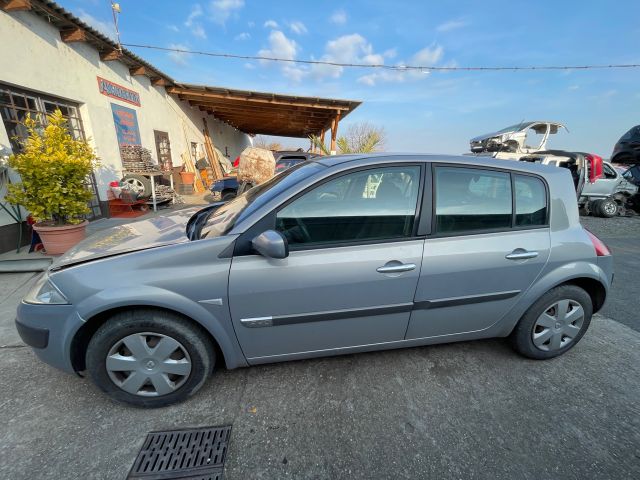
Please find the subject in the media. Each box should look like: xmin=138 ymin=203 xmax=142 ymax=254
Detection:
xmin=0 ymin=215 xmax=639 ymax=479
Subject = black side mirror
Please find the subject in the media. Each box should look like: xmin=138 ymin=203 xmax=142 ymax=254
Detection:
xmin=252 ymin=230 xmax=289 ymax=259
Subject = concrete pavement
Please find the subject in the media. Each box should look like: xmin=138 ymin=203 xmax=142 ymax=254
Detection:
xmin=0 ymin=271 xmax=639 ymax=479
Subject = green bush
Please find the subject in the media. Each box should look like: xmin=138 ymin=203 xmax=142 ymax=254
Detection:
xmin=6 ymin=109 xmax=98 ymax=225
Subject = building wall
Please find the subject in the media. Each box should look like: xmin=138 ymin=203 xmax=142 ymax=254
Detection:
xmin=0 ymin=9 xmax=252 ymax=229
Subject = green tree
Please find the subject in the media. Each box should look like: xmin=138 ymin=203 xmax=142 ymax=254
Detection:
xmin=310 ymin=122 xmax=386 ymax=155
xmin=6 ymin=110 xmax=98 ymax=225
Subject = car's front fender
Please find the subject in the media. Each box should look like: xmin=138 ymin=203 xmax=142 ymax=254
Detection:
xmin=75 ymin=285 xmax=248 ymax=369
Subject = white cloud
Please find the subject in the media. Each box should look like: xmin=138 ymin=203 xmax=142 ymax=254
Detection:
xmin=436 ymin=19 xmax=468 ymax=32
xmin=311 ymin=33 xmax=384 ymax=79
xmin=192 ymin=24 xmax=207 ymax=38
xmin=264 ymin=19 xmax=279 ymax=29
xmin=413 ymin=44 xmax=444 ymax=65
xmin=247 ymin=21 xmax=255 ymax=28
xmin=185 ymin=4 xmax=206 ymax=38
xmin=234 ymin=32 xmax=251 ymax=41
xmin=167 ymin=24 xmax=180 ymax=32
xmin=167 ymin=43 xmax=192 ymax=65
xmin=258 ymin=30 xmax=305 ymax=82
xmin=330 ymin=9 xmax=347 ymax=25
xmin=383 ymin=48 xmax=397 ymax=59
xmin=289 ymin=21 xmax=307 ymax=35
xmin=357 ymin=44 xmax=444 ymax=86
xmin=209 ymin=0 xmax=244 ymax=25
xmin=185 ymin=4 xmax=203 ymax=26
xmin=568 ymin=85 xmax=580 ymax=91
xmin=78 ymin=9 xmax=116 ymax=39
xmin=244 ymin=62 xmax=256 ymax=69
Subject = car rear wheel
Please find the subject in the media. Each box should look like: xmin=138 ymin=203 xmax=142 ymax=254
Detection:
xmin=510 ymin=285 xmax=593 ymax=359
xmin=86 ymin=309 xmax=215 ymax=407
xmin=595 ymin=198 xmax=618 ymax=218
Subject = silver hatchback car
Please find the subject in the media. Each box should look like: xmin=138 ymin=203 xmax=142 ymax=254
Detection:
xmin=16 ymin=154 xmax=613 ymax=407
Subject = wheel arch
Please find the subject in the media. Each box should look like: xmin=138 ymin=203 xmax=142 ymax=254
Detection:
xmin=496 ymin=265 xmax=609 ymax=337
xmin=70 ymin=304 xmax=245 ymax=373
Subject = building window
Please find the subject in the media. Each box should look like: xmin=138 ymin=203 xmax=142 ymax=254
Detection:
xmin=0 ymin=84 xmax=101 ymax=220
xmin=0 ymin=84 xmax=85 ymax=152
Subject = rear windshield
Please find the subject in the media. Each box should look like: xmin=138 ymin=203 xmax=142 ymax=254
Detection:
xmin=197 ymin=161 xmax=324 ymax=239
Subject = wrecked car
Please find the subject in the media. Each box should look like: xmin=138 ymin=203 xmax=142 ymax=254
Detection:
xmin=470 ymin=121 xmax=566 ymax=154
xmin=520 ymin=151 xmax=637 ymax=217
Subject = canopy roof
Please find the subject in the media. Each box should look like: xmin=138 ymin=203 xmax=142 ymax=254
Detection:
xmin=167 ymin=84 xmax=361 ymax=137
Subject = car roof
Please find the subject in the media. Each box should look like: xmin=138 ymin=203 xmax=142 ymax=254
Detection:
xmin=313 ymin=153 xmax=561 ymax=175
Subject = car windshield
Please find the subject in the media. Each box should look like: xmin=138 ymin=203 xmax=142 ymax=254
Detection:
xmin=495 ymin=122 xmax=534 ymax=134
xmin=197 ymin=161 xmax=323 ymax=239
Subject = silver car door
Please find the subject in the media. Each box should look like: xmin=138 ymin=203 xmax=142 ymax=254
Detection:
xmin=406 ymin=166 xmax=551 ymax=339
xmin=228 ymin=164 xmax=425 ymax=362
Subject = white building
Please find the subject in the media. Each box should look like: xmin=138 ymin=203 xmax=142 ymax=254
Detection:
xmin=0 ymin=0 xmax=360 ymax=253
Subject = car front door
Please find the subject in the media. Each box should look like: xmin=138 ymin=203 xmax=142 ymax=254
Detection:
xmin=228 ymin=163 xmax=425 ymax=362
xmin=406 ymin=165 xmax=551 ymax=339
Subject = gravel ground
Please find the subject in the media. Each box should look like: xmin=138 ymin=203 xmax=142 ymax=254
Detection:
xmin=580 ymin=212 xmax=640 ymax=237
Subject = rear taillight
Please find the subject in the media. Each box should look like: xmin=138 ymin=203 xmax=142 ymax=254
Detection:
xmin=585 ymin=229 xmax=611 ymax=256
xmin=586 ymin=153 xmax=603 ymax=183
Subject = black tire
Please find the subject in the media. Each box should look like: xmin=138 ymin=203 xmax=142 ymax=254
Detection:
xmin=122 ymin=174 xmax=152 ymax=199
xmin=86 ymin=309 xmax=215 ymax=407
xmin=221 ymin=191 xmax=236 ymax=201
xmin=510 ymin=285 xmax=593 ymax=360
xmin=596 ymin=198 xmax=618 ymax=218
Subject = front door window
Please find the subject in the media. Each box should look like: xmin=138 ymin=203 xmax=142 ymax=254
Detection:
xmin=276 ymin=165 xmax=421 ymax=247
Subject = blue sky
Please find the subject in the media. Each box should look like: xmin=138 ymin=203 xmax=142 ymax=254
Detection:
xmin=63 ymin=0 xmax=639 ymax=157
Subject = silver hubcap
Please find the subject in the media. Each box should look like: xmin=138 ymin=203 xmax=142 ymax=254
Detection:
xmin=124 ymin=178 xmax=145 ymax=193
xmin=106 ymin=332 xmax=191 ymax=397
xmin=532 ymin=299 xmax=584 ymax=351
xmin=603 ymin=202 xmax=617 ymax=215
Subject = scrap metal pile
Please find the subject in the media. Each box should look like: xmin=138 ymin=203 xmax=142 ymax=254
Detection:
xmin=120 ymin=145 xmax=159 ymax=173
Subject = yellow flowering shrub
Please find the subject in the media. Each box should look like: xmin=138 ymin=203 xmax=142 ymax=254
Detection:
xmin=6 ymin=110 xmax=98 ymax=225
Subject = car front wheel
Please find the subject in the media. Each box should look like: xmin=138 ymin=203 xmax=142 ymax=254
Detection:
xmin=510 ymin=285 xmax=593 ymax=359
xmin=86 ymin=309 xmax=215 ymax=407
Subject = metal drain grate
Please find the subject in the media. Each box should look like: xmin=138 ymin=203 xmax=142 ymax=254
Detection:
xmin=127 ymin=426 xmax=231 ymax=479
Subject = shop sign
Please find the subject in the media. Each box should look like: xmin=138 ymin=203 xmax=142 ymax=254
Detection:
xmin=97 ymin=76 xmax=141 ymax=106
xmin=111 ymin=103 xmax=141 ymax=145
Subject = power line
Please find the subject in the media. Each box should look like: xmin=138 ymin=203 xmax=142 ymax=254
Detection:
xmin=121 ymin=43 xmax=640 ymax=72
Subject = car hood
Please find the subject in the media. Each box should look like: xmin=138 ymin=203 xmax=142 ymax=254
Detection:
xmin=51 ymin=207 xmax=203 ymax=270
xmin=470 ymin=130 xmax=514 ymax=143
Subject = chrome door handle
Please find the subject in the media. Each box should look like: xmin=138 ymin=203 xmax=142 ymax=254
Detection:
xmin=505 ymin=250 xmax=539 ymax=260
xmin=376 ymin=263 xmax=416 ymax=273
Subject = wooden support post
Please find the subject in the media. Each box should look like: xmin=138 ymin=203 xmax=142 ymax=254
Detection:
xmin=330 ymin=111 xmax=341 ymax=155
xmin=320 ymin=129 xmax=326 ymax=155
xmin=100 ymin=48 xmax=123 ymax=61
xmin=60 ymin=28 xmax=88 ymax=43
xmin=129 ymin=66 xmax=147 ymax=76
xmin=2 ymin=0 xmax=31 ymax=12
xmin=202 ymin=117 xmax=224 ymax=180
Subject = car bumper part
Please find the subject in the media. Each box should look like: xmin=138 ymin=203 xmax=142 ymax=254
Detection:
xmin=15 ymin=302 xmax=85 ymax=374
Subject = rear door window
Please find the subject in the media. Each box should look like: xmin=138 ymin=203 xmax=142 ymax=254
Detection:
xmin=514 ymin=175 xmax=547 ymax=227
xmin=434 ymin=167 xmax=512 ymax=234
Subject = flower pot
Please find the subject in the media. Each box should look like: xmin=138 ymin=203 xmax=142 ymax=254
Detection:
xmin=180 ymin=171 xmax=195 ymax=184
xmin=33 ymin=220 xmax=88 ymax=255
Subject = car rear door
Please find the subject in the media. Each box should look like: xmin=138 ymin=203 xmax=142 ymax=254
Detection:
xmin=228 ymin=163 xmax=426 ymax=362
xmin=406 ymin=165 xmax=551 ymax=339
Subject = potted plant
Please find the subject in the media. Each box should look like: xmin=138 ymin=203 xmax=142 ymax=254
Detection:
xmin=6 ymin=109 xmax=98 ymax=254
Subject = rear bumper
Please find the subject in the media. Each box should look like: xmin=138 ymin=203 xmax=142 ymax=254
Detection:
xmin=15 ymin=302 xmax=84 ymax=374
